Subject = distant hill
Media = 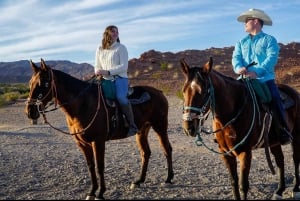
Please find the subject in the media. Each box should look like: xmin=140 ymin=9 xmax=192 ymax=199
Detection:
xmin=1 ymin=42 xmax=300 ymax=95
xmin=128 ymin=42 xmax=300 ymax=94
xmin=0 ymin=60 xmax=94 ymax=83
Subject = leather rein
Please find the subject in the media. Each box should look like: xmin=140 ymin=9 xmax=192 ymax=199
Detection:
xmin=182 ymin=73 xmax=258 ymax=155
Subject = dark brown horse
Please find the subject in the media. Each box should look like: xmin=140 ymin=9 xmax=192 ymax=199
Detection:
xmin=25 ymin=59 xmax=174 ymax=200
xmin=180 ymin=57 xmax=300 ymax=200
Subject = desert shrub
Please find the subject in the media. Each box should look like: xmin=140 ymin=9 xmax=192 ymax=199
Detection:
xmin=0 ymin=96 xmax=5 ymax=106
xmin=3 ymin=91 xmax=20 ymax=102
xmin=176 ymin=90 xmax=183 ymax=100
xmin=0 ymin=83 xmax=29 ymax=106
xmin=160 ymin=62 xmax=168 ymax=70
xmin=151 ymin=72 xmax=161 ymax=79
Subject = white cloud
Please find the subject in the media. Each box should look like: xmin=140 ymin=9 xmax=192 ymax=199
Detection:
xmin=0 ymin=0 xmax=299 ymax=64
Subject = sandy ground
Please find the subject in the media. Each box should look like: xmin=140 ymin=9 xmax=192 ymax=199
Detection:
xmin=0 ymin=96 xmax=296 ymax=200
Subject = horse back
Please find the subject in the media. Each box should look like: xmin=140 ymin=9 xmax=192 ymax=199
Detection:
xmin=131 ymin=85 xmax=169 ymax=132
xmin=130 ymin=85 xmax=168 ymax=110
xmin=278 ymin=84 xmax=300 ymax=132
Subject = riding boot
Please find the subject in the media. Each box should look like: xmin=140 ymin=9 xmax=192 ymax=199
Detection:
xmin=120 ymin=103 xmax=138 ymax=137
xmin=271 ymin=105 xmax=293 ymax=145
xmin=266 ymin=80 xmax=292 ymax=145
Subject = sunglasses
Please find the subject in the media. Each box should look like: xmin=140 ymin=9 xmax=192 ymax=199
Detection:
xmin=245 ymin=18 xmax=256 ymax=23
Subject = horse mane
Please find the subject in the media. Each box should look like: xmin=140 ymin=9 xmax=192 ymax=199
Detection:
xmin=212 ymin=68 xmax=238 ymax=81
xmin=211 ymin=68 xmax=245 ymax=89
xmin=51 ymin=68 xmax=97 ymax=94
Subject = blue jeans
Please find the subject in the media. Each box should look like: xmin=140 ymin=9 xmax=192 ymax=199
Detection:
xmin=265 ymin=79 xmax=287 ymax=127
xmin=114 ymin=76 xmax=129 ymax=105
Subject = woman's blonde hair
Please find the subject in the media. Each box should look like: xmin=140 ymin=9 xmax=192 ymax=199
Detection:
xmin=102 ymin=25 xmax=120 ymax=49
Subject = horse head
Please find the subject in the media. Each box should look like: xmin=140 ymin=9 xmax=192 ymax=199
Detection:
xmin=180 ymin=57 xmax=213 ymax=137
xmin=25 ymin=58 xmax=54 ymax=120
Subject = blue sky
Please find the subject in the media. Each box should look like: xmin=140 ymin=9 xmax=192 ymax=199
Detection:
xmin=1 ymin=0 xmax=299 ymax=65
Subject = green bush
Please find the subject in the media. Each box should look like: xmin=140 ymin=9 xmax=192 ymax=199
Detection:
xmin=160 ymin=62 xmax=168 ymax=70
xmin=4 ymin=91 xmax=20 ymax=102
xmin=0 ymin=83 xmax=29 ymax=106
xmin=176 ymin=90 xmax=183 ymax=100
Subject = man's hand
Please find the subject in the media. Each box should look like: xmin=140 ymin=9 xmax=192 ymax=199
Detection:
xmin=237 ymin=67 xmax=247 ymax=75
xmin=244 ymin=71 xmax=257 ymax=79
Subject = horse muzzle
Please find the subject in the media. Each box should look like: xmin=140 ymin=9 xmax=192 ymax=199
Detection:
xmin=182 ymin=112 xmax=200 ymax=137
xmin=24 ymin=100 xmax=41 ymax=120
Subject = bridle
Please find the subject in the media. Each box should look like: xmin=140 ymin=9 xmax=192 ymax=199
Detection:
xmin=25 ymin=68 xmax=105 ymax=135
xmin=25 ymin=69 xmax=58 ymax=112
xmin=182 ymin=71 xmax=259 ymax=155
xmin=182 ymin=72 xmax=213 ymax=132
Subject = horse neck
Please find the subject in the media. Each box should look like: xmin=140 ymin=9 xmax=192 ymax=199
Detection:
xmin=52 ymin=70 xmax=96 ymax=114
xmin=210 ymin=71 xmax=247 ymax=118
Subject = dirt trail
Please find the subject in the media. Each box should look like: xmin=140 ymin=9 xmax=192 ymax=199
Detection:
xmin=0 ymin=97 xmax=295 ymax=200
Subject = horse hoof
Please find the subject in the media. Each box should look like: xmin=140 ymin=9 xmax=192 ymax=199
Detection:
xmin=271 ymin=193 xmax=282 ymax=200
xmin=293 ymin=191 xmax=300 ymax=199
xmin=130 ymin=183 xmax=138 ymax=190
xmin=86 ymin=195 xmax=95 ymax=200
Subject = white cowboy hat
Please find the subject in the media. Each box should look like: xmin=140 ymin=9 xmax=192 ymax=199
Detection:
xmin=237 ymin=8 xmax=272 ymax=26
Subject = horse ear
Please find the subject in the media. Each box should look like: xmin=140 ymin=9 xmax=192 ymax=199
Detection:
xmin=29 ymin=60 xmax=39 ymax=73
xmin=180 ymin=58 xmax=189 ymax=76
xmin=40 ymin=58 xmax=48 ymax=71
xmin=203 ymin=57 xmax=213 ymax=73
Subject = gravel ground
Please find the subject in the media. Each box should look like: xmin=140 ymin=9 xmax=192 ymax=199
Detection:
xmin=0 ymin=96 xmax=296 ymax=200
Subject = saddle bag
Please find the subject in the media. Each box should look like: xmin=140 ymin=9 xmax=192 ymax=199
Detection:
xmin=101 ymin=79 xmax=116 ymax=100
xmin=249 ymin=79 xmax=272 ymax=103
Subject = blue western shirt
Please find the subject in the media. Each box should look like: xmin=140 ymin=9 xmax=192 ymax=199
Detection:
xmin=232 ymin=31 xmax=280 ymax=83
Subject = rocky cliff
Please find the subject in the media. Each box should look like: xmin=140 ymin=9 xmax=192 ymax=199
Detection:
xmin=1 ymin=42 xmax=299 ymax=95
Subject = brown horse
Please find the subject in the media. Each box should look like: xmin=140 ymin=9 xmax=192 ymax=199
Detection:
xmin=180 ymin=57 xmax=300 ymax=200
xmin=25 ymin=59 xmax=174 ymax=200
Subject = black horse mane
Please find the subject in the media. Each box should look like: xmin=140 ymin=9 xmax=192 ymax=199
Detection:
xmin=50 ymin=67 xmax=97 ymax=95
xmin=211 ymin=68 xmax=247 ymax=89
xmin=190 ymin=64 xmax=243 ymax=86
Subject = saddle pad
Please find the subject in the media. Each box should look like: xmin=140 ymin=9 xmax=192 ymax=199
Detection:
xmin=279 ymin=90 xmax=294 ymax=109
xmin=129 ymin=92 xmax=151 ymax=104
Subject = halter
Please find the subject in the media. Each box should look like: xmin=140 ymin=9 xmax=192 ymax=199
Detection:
xmin=182 ymin=72 xmax=215 ymax=133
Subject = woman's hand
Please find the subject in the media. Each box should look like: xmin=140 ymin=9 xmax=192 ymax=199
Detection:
xmin=95 ymin=70 xmax=110 ymax=76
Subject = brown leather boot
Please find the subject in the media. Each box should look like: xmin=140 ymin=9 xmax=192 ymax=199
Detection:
xmin=120 ymin=104 xmax=138 ymax=137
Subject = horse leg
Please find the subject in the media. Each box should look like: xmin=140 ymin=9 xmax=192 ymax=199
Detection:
xmin=292 ymin=141 xmax=300 ymax=199
xmin=221 ymin=154 xmax=240 ymax=200
xmin=130 ymin=126 xmax=151 ymax=189
xmin=237 ymin=151 xmax=252 ymax=200
xmin=270 ymin=145 xmax=286 ymax=199
xmin=92 ymin=141 xmax=106 ymax=200
xmin=76 ymin=141 xmax=98 ymax=200
xmin=156 ymin=132 xmax=174 ymax=184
